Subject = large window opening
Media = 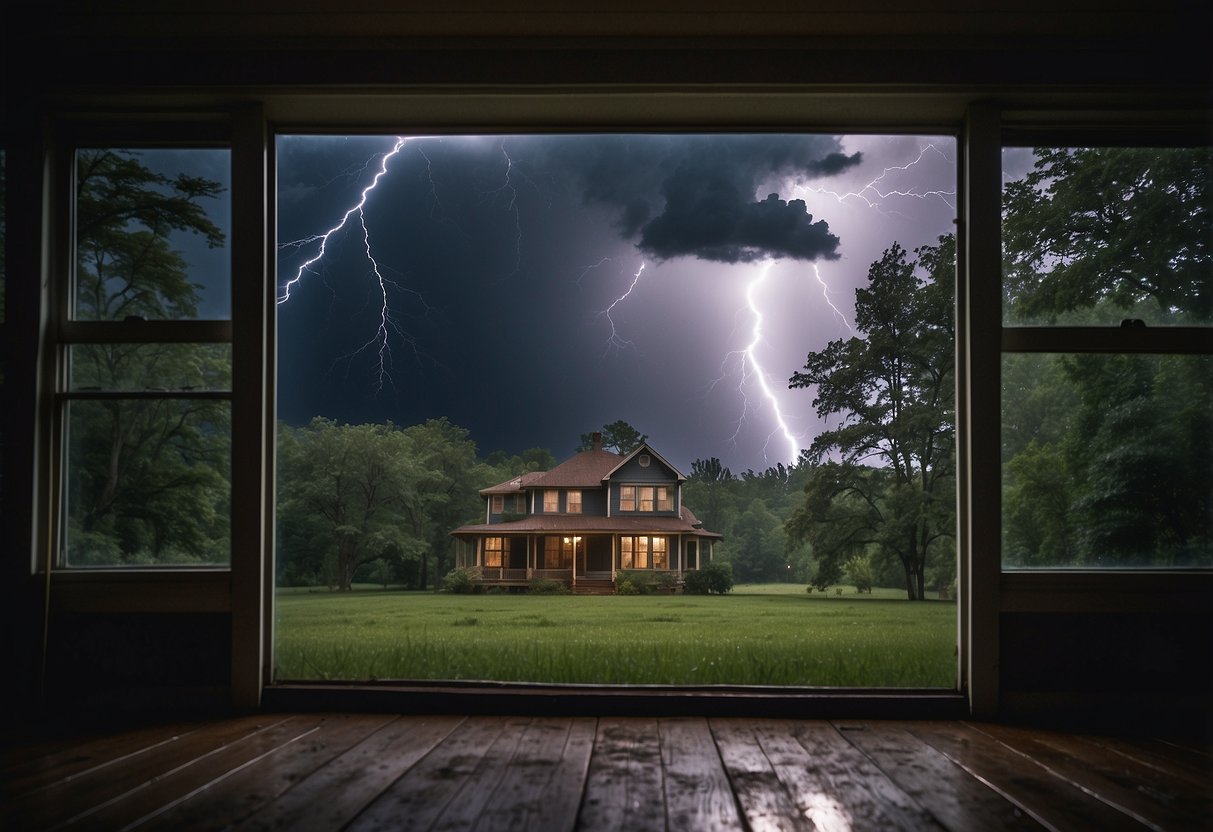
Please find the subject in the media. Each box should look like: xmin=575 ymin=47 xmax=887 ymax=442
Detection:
xmin=272 ymin=132 xmax=959 ymax=687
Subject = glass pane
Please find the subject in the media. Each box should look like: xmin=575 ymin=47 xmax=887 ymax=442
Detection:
xmin=69 ymin=343 xmax=231 ymax=391
xmin=74 ymin=148 xmax=231 ymax=320
xmin=1002 ymin=353 xmax=1213 ymax=568
xmin=1002 ymin=146 xmax=1212 ymax=326
xmin=64 ymin=398 xmax=231 ymax=566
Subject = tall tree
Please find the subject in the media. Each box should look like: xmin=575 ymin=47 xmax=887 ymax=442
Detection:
xmin=577 ymin=419 xmax=648 ymax=455
xmin=277 ymin=418 xmax=425 ymax=591
xmin=1002 ymin=146 xmax=1211 ymax=323
xmin=786 ymin=236 xmax=956 ymax=600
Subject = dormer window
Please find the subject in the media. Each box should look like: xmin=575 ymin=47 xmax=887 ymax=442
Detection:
xmin=639 ymin=454 xmax=651 ymax=467
xmin=492 ymin=495 xmax=504 ymax=513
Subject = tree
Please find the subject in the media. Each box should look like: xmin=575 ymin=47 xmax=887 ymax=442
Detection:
xmin=277 ymin=418 xmax=425 ymax=591
xmin=1002 ymin=147 xmax=1211 ymax=324
xmin=786 ymin=236 xmax=956 ymax=600
xmin=577 ymin=419 xmax=647 ymax=455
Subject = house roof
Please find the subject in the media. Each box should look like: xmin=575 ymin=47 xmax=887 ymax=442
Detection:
xmin=604 ymin=443 xmax=687 ymax=482
xmin=527 ymin=448 xmax=623 ymax=488
xmin=450 ymin=514 xmax=723 ymax=538
xmin=480 ymin=471 xmax=545 ymax=495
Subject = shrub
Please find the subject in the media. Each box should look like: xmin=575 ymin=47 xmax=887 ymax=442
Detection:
xmin=684 ymin=562 xmax=734 ymax=595
xmin=441 ymin=566 xmax=480 ymax=594
xmin=528 ymin=577 xmax=571 ymax=595
xmin=844 ymin=554 xmax=875 ymax=594
xmin=616 ymin=579 xmax=640 ymax=595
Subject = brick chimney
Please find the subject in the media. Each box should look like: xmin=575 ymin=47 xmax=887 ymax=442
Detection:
xmin=592 ymin=431 xmax=602 ymax=452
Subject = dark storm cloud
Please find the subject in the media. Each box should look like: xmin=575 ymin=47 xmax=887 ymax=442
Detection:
xmin=545 ymin=134 xmax=861 ymax=263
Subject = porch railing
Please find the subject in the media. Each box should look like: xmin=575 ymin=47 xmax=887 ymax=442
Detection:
xmin=478 ymin=567 xmax=529 ymax=581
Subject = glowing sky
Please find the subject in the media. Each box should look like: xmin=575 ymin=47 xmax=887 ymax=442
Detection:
xmin=275 ymin=134 xmax=957 ymax=472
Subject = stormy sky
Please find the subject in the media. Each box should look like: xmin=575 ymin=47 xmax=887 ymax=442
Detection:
xmin=273 ymin=133 xmax=958 ymax=473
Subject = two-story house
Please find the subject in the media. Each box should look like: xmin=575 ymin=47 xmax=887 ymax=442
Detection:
xmin=450 ymin=435 xmax=722 ymax=592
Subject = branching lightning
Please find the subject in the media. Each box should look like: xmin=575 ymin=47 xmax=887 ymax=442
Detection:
xmin=733 ymin=262 xmax=800 ymax=463
xmin=597 ymin=262 xmax=646 ymax=357
xmin=795 ymin=142 xmax=957 ymax=217
xmin=812 ymin=263 xmax=854 ymax=333
xmin=277 ymin=136 xmax=433 ymax=394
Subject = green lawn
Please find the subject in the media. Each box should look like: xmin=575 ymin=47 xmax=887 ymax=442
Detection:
xmin=274 ymin=583 xmax=956 ymax=687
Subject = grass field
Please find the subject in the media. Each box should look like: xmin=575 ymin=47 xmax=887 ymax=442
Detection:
xmin=274 ymin=583 xmax=957 ymax=688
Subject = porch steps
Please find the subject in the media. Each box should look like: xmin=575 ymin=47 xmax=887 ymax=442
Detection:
xmin=570 ymin=579 xmax=616 ymax=595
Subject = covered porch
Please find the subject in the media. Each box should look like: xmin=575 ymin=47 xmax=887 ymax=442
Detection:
xmin=452 ymin=531 xmax=715 ymax=593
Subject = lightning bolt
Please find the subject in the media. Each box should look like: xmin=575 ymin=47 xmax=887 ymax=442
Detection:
xmin=597 ymin=262 xmax=646 ymax=357
xmin=812 ymin=263 xmax=853 ymax=333
xmin=739 ymin=262 xmax=800 ymax=463
xmin=277 ymin=136 xmax=435 ymax=394
xmin=795 ymin=142 xmax=957 ymax=217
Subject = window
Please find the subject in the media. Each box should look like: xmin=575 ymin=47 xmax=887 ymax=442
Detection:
xmin=492 ymin=495 xmax=504 ymax=513
xmin=566 ymin=489 xmax=582 ymax=514
xmin=544 ymin=489 xmax=559 ymax=512
xmin=544 ymin=535 xmax=574 ymax=568
xmin=638 ymin=486 xmax=655 ymax=512
xmin=619 ymin=485 xmax=635 ymax=512
xmin=619 ymin=536 xmax=633 ymax=569
xmin=656 ymin=486 xmax=673 ymax=512
xmin=620 ymin=535 xmax=667 ymax=568
xmin=638 ymin=454 xmax=650 ymax=467
xmin=484 ymin=536 xmax=504 ymax=567
xmin=57 ymin=139 xmax=233 ymax=567
xmin=1000 ymin=140 xmax=1212 ymax=569
xmin=652 ymin=536 xmax=668 ymax=570
xmin=513 ymin=494 xmax=526 ymax=514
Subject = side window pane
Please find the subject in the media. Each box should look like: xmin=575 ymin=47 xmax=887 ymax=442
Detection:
xmin=1002 ymin=146 xmax=1211 ymax=326
xmin=64 ymin=398 xmax=231 ymax=566
xmin=1002 ymin=353 xmax=1212 ymax=568
xmin=69 ymin=343 xmax=231 ymax=390
xmin=74 ymin=148 xmax=231 ymax=321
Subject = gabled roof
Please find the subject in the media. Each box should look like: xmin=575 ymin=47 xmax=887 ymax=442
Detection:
xmin=603 ymin=442 xmax=686 ymax=482
xmin=528 ymin=448 xmax=622 ymax=488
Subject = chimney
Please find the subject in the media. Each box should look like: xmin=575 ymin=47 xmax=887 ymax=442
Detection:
xmin=592 ymin=431 xmax=602 ymax=452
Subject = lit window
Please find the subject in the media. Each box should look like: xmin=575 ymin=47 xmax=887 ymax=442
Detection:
xmin=636 ymin=536 xmax=650 ymax=568
xmin=567 ymin=490 xmax=582 ymax=513
xmin=619 ymin=485 xmax=635 ymax=512
xmin=619 ymin=536 xmax=633 ymax=569
xmin=652 ymin=536 xmax=668 ymax=569
xmin=544 ymin=489 xmax=559 ymax=512
xmin=656 ymin=486 xmax=673 ymax=512
xmin=639 ymin=486 xmax=655 ymax=512
xmin=484 ymin=536 xmax=504 ymax=567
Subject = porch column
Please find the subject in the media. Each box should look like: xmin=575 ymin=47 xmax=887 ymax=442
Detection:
xmin=476 ymin=537 xmax=482 ymax=567
xmin=611 ymin=535 xmax=617 ymax=581
xmin=527 ymin=535 xmax=534 ymax=578
xmin=677 ymin=534 xmax=683 ymax=577
xmin=572 ymin=538 xmax=577 ymax=588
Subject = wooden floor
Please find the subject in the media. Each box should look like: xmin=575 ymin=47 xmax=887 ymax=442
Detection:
xmin=3 ymin=714 xmax=1210 ymax=831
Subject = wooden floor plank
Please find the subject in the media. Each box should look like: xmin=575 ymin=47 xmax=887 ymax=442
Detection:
xmin=345 ymin=715 xmax=527 ymax=832
xmin=709 ymin=718 xmax=809 ymax=831
xmin=832 ymin=722 xmax=1045 ymax=832
xmin=63 ymin=715 xmax=330 ymax=831
xmin=4 ymin=713 xmax=294 ymax=830
xmin=578 ymin=717 xmax=667 ymax=831
xmin=906 ymin=721 xmax=1152 ymax=832
xmin=233 ymin=714 xmax=464 ymax=832
xmin=659 ymin=718 xmax=745 ymax=831
xmin=1084 ymin=734 xmax=1213 ymax=789
xmin=134 ymin=714 xmax=398 ymax=831
xmin=0 ymin=719 xmax=205 ymax=796
xmin=780 ymin=720 xmax=944 ymax=831
xmin=971 ymin=722 xmax=1213 ymax=832
xmin=470 ymin=717 xmax=597 ymax=832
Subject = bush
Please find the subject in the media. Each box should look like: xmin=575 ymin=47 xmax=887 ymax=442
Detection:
xmin=684 ymin=561 xmax=734 ymax=595
xmin=844 ymin=554 xmax=875 ymax=594
xmin=616 ymin=579 xmax=640 ymax=595
xmin=441 ymin=566 xmax=480 ymax=594
xmin=528 ymin=577 xmax=571 ymax=595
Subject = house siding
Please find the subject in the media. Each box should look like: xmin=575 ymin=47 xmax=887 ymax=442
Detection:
xmin=608 ymin=454 xmax=680 ymax=516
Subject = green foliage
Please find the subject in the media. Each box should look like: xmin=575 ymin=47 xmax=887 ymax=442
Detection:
xmin=1003 ymin=147 xmax=1211 ymax=324
xmin=528 ymin=578 xmax=571 ymax=595
xmin=787 ymin=236 xmax=956 ymax=600
xmin=441 ymin=566 xmax=480 ymax=594
xmin=844 ymin=554 xmax=875 ymax=593
xmin=684 ymin=562 xmax=734 ymax=595
xmin=577 ymin=420 xmax=648 ymax=455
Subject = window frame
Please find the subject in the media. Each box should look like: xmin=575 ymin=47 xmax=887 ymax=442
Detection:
xmin=566 ymin=489 xmax=582 ymax=514
xmin=997 ymin=126 xmax=1213 ymax=572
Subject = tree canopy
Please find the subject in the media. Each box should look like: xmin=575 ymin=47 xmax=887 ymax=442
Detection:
xmin=785 ymin=235 xmax=956 ymax=600
xmin=577 ymin=419 xmax=648 ymax=455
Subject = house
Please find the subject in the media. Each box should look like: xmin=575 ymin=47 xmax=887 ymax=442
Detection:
xmin=450 ymin=435 xmax=722 ymax=592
